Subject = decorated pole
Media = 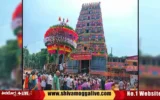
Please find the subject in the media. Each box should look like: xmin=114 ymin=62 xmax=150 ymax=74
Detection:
xmin=56 ymin=51 xmax=59 ymax=68
xmin=62 ymin=45 xmax=65 ymax=64
xmin=47 ymin=53 xmax=49 ymax=63
xmin=62 ymin=18 xmax=69 ymax=66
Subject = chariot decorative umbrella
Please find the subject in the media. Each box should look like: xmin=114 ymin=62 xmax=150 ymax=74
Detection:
xmin=12 ymin=2 xmax=22 ymax=48
xmin=44 ymin=17 xmax=78 ymax=65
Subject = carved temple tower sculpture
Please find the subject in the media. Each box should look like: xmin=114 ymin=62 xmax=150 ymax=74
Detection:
xmin=68 ymin=2 xmax=108 ymax=74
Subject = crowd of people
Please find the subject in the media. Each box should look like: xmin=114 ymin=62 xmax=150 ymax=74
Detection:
xmin=23 ymin=70 xmax=138 ymax=90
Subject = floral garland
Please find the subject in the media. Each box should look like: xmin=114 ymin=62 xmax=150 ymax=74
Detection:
xmin=51 ymin=24 xmax=74 ymax=30
xmin=45 ymin=41 xmax=75 ymax=50
xmin=47 ymin=45 xmax=73 ymax=54
xmin=44 ymin=35 xmax=77 ymax=49
xmin=45 ymin=25 xmax=78 ymax=40
xmin=44 ymin=23 xmax=78 ymax=54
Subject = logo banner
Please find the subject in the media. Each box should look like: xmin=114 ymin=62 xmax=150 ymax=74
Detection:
xmin=1 ymin=90 xmax=160 ymax=100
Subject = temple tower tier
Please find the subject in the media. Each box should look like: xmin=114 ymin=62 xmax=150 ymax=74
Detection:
xmin=67 ymin=2 xmax=108 ymax=74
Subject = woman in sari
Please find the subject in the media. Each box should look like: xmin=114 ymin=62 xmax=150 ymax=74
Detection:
xmin=31 ymin=71 xmax=37 ymax=90
xmin=37 ymin=74 xmax=41 ymax=90
xmin=94 ymin=80 xmax=100 ymax=90
xmin=24 ymin=74 xmax=29 ymax=90
xmin=77 ymin=79 xmax=82 ymax=90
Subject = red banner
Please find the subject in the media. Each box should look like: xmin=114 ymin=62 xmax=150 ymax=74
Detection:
xmin=71 ymin=54 xmax=92 ymax=60
xmin=0 ymin=91 xmax=45 ymax=100
xmin=114 ymin=90 xmax=160 ymax=100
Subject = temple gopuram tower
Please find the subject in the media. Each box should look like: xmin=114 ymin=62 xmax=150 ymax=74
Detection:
xmin=67 ymin=2 xmax=108 ymax=75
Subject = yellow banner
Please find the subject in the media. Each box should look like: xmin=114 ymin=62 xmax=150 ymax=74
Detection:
xmin=44 ymin=90 xmax=115 ymax=100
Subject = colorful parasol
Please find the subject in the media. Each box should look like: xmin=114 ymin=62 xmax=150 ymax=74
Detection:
xmin=12 ymin=2 xmax=22 ymax=48
xmin=44 ymin=17 xmax=78 ymax=55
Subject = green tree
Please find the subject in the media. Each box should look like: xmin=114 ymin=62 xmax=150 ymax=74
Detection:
xmin=0 ymin=39 xmax=19 ymax=78
xmin=23 ymin=47 xmax=59 ymax=70
xmin=23 ymin=46 xmax=30 ymax=68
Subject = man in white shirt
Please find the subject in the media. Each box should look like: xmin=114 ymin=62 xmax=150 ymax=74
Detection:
xmin=66 ymin=75 xmax=72 ymax=90
xmin=69 ymin=76 xmax=74 ymax=90
xmin=47 ymin=73 xmax=53 ymax=90
xmin=98 ymin=78 xmax=101 ymax=83
xmin=11 ymin=69 xmax=16 ymax=81
xmin=45 ymin=73 xmax=48 ymax=79
xmin=23 ymin=72 xmax=26 ymax=86
xmin=119 ymin=80 xmax=124 ymax=90
xmin=63 ymin=62 xmax=66 ymax=68
xmin=60 ymin=64 xmax=63 ymax=72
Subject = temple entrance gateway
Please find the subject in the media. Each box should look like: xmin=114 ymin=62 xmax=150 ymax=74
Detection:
xmin=81 ymin=60 xmax=89 ymax=73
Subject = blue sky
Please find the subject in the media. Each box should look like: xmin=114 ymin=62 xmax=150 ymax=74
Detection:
xmin=0 ymin=0 xmax=21 ymax=46
xmin=24 ymin=0 xmax=138 ymax=57
xmin=1 ymin=0 xmax=159 ymax=57
xmin=140 ymin=0 xmax=160 ymax=56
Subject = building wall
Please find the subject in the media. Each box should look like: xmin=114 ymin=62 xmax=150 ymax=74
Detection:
xmin=107 ymin=56 xmax=138 ymax=78
xmin=139 ymin=56 xmax=160 ymax=89
xmin=139 ymin=56 xmax=160 ymax=76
